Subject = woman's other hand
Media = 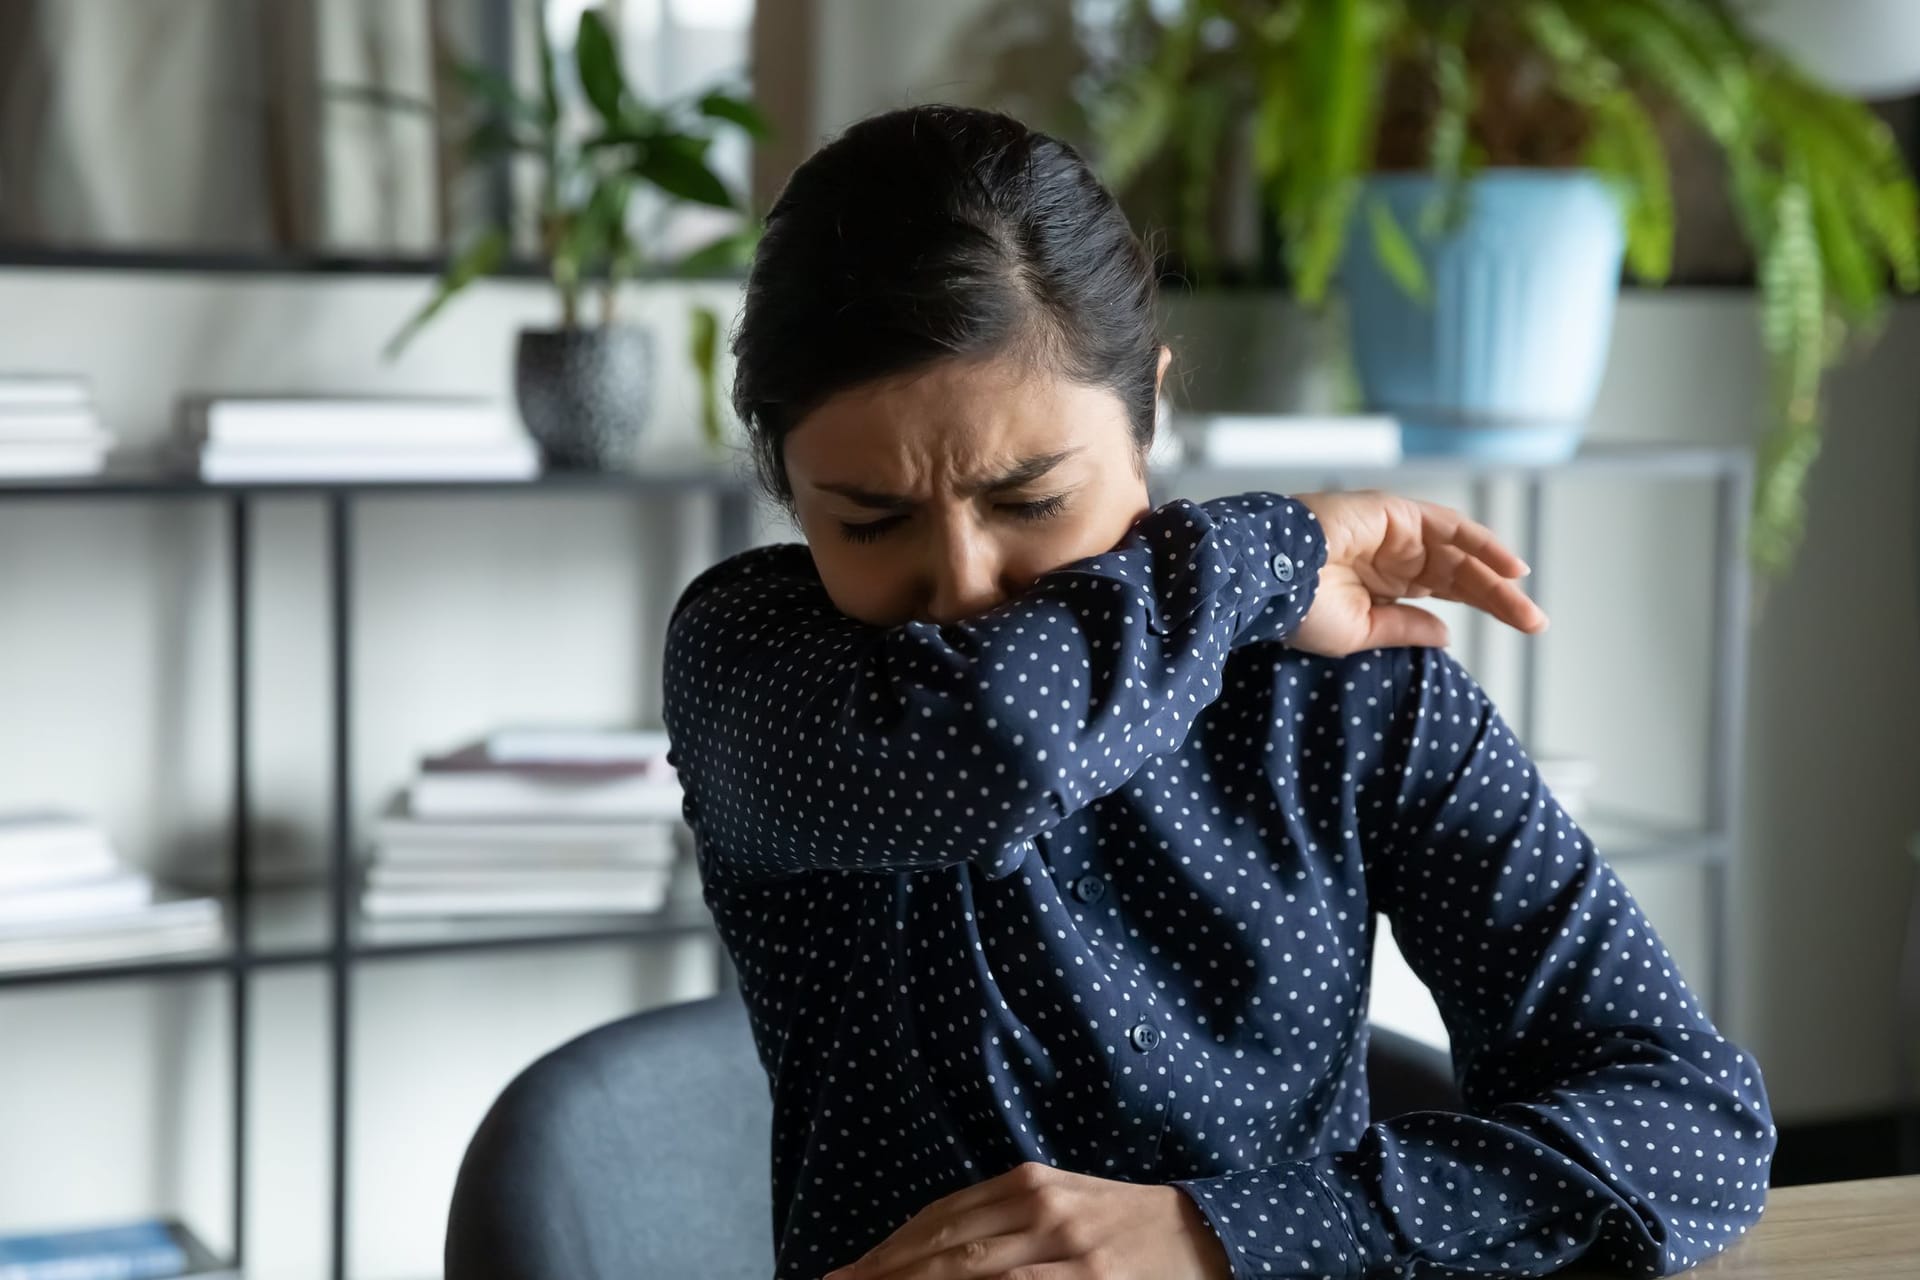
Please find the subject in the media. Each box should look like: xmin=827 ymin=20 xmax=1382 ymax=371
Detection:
xmin=1293 ymin=489 xmax=1547 ymax=657
xmin=819 ymin=1161 xmax=1231 ymax=1280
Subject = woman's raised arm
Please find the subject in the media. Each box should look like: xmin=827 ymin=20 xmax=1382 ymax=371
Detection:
xmin=663 ymin=491 xmax=1324 ymax=884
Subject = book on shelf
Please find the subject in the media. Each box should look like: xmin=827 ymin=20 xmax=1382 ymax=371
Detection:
xmin=1174 ymin=412 xmax=1403 ymax=466
xmin=0 ymin=438 xmax=113 ymax=479
xmin=0 ymin=812 xmax=118 ymax=890
xmin=194 ymin=437 xmax=540 ymax=484
xmin=406 ymin=771 xmax=684 ymax=821
xmin=177 ymin=394 xmax=541 ymax=483
xmin=0 ymin=373 xmax=90 ymax=411
xmin=420 ymin=741 xmax=660 ymax=781
xmin=371 ymin=812 xmax=680 ymax=867
xmin=179 ymin=394 xmax=515 ymax=449
xmin=0 ymin=1216 xmax=224 ymax=1280
xmin=360 ymin=863 xmax=676 ymax=919
xmin=0 ymin=870 xmax=154 ymax=926
xmin=405 ymin=738 xmax=683 ymax=821
xmin=0 ymin=377 xmax=111 ymax=477
xmin=366 ymin=863 xmax=676 ymax=894
xmin=0 ymin=893 xmax=222 ymax=972
xmin=0 ymin=409 xmax=106 ymax=441
xmin=483 ymin=726 xmax=673 ymax=766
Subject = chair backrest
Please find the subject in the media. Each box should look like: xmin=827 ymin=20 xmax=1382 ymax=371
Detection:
xmin=445 ymin=993 xmax=776 ymax=1280
xmin=1364 ymin=1022 xmax=1462 ymax=1119
xmin=445 ymin=994 xmax=1460 ymax=1279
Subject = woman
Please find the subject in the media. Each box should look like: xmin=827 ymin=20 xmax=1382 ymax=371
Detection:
xmin=663 ymin=105 xmax=1775 ymax=1280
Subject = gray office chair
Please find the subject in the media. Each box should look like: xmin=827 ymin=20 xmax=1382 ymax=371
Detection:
xmin=444 ymin=992 xmax=1460 ymax=1280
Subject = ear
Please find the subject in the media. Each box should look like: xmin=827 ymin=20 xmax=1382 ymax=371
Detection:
xmin=1154 ymin=344 xmax=1173 ymax=398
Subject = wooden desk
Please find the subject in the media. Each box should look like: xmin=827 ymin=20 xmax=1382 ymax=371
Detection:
xmin=1559 ymin=1175 xmax=1919 ymax=1278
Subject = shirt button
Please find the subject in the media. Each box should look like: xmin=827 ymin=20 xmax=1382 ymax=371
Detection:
xmin=1070 ymin=874 xmax=1107 ymax=904
xmin=1270 ymin=551 xmax=1295 ymax=582
xmin=1128 ymin=1021 xmax=1161 ymax=1052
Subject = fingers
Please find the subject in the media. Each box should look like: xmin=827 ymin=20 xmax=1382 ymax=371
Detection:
xmin=828 ymin=1166 xmax=1038 ymax=1279
xmin=833 ymin=1205 xmax=1029 ymax=1280
xmin=1415 ymin=543 xmax=1550 ymax=635
xmin=1413 ymin=497 xmax=1531 ymax=580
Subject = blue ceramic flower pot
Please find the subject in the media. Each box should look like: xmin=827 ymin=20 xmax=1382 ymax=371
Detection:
xmin=1339 ymin=170 xmax=1626 ymax=461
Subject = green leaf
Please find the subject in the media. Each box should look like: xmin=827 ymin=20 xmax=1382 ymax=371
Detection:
xmin=1420 ymin=10 xmax=1473 ymax=239
xmin=1759 ymin=178 xmax=1824 ymax=415
xmin=697 ymin=91 xmax=771 ymax=139
xmin=1093 ymin=3 xmax=1204 ymax=190
xmin=1286 ymin=0 xmax=1385 ymax=303
xmin=533 ymin=13 xmax=562 ymax=212
xmin=536 ymin=11 xmax=560 ymax=125
xmin=575 ymin=8 xmax=626 ymax=127
xmin=1366 ymin=196 xmax=1430 ymax=303
xmin=1778 ymin=73 xmax=1920 ymax=292
xmin=1586 ymin=93 xmax=1672 ymax=282
xmin=571 ymin=177 xmax=632 ymax=273
xmin=1251 ymin=54 xmax=1289 ymax=181
xmin=1802 ymin=145 xmax=1882 ymax=323
xmin=1585 ymin=0 xmax=1743 ymax=146
xmin=1098 ymin=74 xmax=1177 ymax=191
xmin=634 ymin=143 xmax=735 ymax=208
xmin=689 ymin=303 xmax=725 ymax=448
xmin=676 ymin=228 xmax=759 ymax=275
xmin=1752 ymin=174 xmax=1825 ymax=570
xmin=384 ymin=228 xmax=510 ymax=359
xmin=588 ymin=126 xmax=709 ymax=157
xmin=464 ymin=116 xmax=539 ymax=162
xmin=1178 ymin=82 xmax=1231 ymax=281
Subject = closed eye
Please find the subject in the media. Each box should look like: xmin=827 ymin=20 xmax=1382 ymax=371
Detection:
xmin=839 ymin=514 xmax=908 ymax=543
xmin=838 ymin=492 xmax=1072 ymax=544
xmin=1004 ymin=493 xmax=1069 ymax=521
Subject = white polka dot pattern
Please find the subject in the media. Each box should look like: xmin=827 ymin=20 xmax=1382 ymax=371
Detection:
xmin=661 ymin=492 xmax=1776 ymax=1279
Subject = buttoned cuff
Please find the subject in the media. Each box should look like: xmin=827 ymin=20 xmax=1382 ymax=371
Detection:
xmin=1220 ymin=495 xmax=1329 ymax=648
xmin=1172 ymin=1160 xmax=1370 ymax=1279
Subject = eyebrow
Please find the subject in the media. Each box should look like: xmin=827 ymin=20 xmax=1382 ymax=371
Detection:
xmin=813 ymin=449 xmax=1080 ymax=509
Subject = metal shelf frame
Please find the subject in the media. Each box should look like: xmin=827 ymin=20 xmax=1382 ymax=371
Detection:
xmin=0 ymin=459 xmax=755 ymax=1280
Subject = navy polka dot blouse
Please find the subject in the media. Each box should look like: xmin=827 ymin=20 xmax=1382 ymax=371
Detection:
xmin=662 ymin=491 xmax=1776 ymax=1279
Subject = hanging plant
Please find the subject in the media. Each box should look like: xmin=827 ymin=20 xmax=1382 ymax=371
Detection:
xmin=1084 ymin=0 xmax=1920 ymax=574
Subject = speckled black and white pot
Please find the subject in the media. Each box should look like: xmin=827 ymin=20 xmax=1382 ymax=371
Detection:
xmin=513 ymin=327 xmax=654 ymax=470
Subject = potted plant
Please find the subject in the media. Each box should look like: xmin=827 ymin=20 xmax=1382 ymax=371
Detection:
xmin=379 ymin=7 xmax=764 ymax=469
xmin=1086 ymin=0 xmax=1920 ymax=572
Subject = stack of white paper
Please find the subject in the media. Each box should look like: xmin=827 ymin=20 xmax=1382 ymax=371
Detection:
xmin=181 ymin=395 xmax=540 ymax=483
xmin=0 ymin=374 xmax=114 ymax=477
xmin=0 ymin=812 xmax=222 ymax=971
xmin=365 ymin=727 xmax=687 ymax=920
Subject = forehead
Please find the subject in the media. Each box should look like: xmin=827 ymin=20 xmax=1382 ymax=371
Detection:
xmin=784 ymin=355 xmax=1128 ymax=489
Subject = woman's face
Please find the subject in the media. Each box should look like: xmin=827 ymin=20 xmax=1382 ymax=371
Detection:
xmin=783 ymin=350 xmax=1167 ymax=626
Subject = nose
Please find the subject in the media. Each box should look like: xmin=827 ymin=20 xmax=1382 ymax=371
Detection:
xmin=923 ymin=525 xmax=1006 ymax=625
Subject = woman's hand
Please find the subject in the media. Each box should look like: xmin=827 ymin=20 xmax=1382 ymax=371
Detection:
xmin=819 ymin=1161 xmax=1231 ymax=1280
xmin=1293 ymin=489 xmax=1547 ymax=657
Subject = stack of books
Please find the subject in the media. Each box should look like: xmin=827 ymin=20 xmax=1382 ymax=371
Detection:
xmin=0 ymin=373 xmax=114 ymax=477
xmin=1172 ymin=412 xmax=1403 ymax=467
xmin=179 ymin=395 xmax=540 ymax=483
xmin=0 ymin=1217 xmax=229 ymax=1279
xmin=364 ymin=728 xmax=685 ymax=920
xmin=0 ymin=813 xmax=222 ymax=972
